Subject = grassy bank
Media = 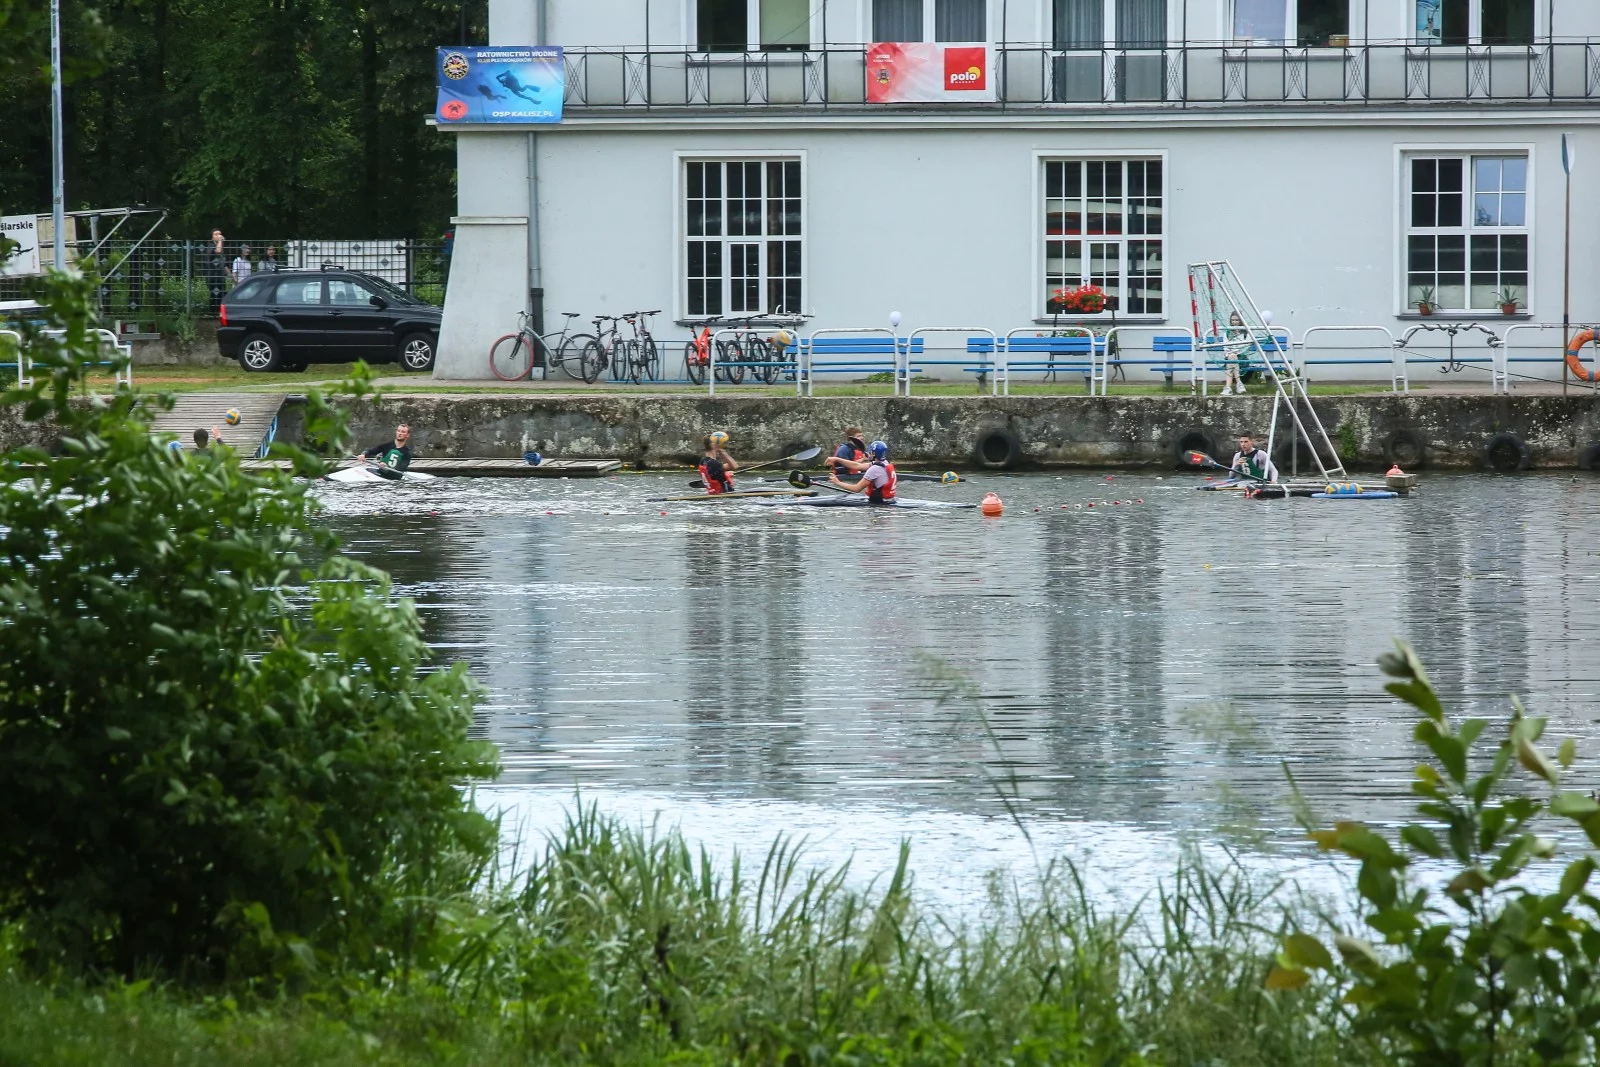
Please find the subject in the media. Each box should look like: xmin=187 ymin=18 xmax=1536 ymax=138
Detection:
xmin=0 ymin=809 xmax=1374 ymax=1067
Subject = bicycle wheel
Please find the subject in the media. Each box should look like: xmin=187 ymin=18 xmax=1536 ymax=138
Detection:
xmin=746 ymin=338 xmax=776 ymax=383
xmin=580 ymin=338 xmax=606 ymax=384
xmin=641 ymin=339 xmax=660 ymax=381
xmin=684 ymin=340 xmax=707 ymax=385
xmin=556 ymin=333 xmax=595 ymax=380
xmin=609 ymin=339 xmax=629 ymax=382
xmin=718 ymin=339 xmax=746 ymax=384
xmin=489 ymin=332 xmax=533 ymax=380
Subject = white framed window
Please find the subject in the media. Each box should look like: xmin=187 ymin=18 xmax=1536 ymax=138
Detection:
xmin=872 ymin=0 xmax=986 ymax=42
xmin=1054 ymin=0 xmax=1169 ymax=49
xmin=1231 ymin=0 xmax=1348 ymax=46
xmin=682 ymin=158 xmax=804 ymax=320
xmin=1403 ymin=152 xmax=1529 ymax=313
xmin=696 ymin=0 xmax=812 ymax=51
xmin=1415 ymin=0 xmax=1534 ymax=46
xmin=1040 ymin=156 xmax=1164 ymax=317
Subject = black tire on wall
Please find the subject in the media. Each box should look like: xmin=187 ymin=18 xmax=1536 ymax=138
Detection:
xmin=1578 ymin=442 xmax=1600 ymax=471
xmin=1173 ymin=427 xmax=1215 ymax=467
xmin=1482 ymin=431 xmax=1531 ymax=473
xmin=1383 ymin=429 xmax=1427 ymax=469
xmin=975 ymin=428 xmax=1021 ymax=469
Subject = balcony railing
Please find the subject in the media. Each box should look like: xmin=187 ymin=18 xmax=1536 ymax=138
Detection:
xmin=560 ymin=40 xmax=1600 ymax=110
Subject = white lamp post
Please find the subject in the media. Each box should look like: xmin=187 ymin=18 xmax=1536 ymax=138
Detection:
xmin=50 ymin=0 xmax=66 ymax=271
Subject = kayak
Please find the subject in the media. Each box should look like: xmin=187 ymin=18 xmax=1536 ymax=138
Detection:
xmin=654 ymin=489 xmax=818 ymax=502
xmin=327 ymin=465 xmax=438 ymax=484
xmin=753 ymin=495 xmax=976 ymax=510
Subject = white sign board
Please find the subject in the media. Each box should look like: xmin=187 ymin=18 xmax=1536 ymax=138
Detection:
xmin=0 ymin=215 xmax=41 ymax=277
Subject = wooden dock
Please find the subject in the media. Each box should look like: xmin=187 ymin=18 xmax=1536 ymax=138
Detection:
xmin=239 ymin=457 xmax=621 ymax=478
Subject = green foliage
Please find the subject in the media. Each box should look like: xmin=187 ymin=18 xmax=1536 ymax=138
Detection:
xmin=1272 ymin=641 xmax=1600 ymax=1064
xmin=0 ymin=0 xmax=484 ymax=236
xmin=157 ymin=274 xmax=211 ymax=343
xmin=0 ymin=272 xmax=497 ymax=983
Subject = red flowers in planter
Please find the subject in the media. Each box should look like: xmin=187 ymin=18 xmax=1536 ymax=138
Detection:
xmin=1048 ymin=284 xmax=1108 ymax=315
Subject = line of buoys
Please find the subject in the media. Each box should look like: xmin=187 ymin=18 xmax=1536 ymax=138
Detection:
xmin=1029 ymin=499 xmax=1147 ymax=512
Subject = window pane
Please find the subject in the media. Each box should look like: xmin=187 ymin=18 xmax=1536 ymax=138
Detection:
xmin=1412 ymin=158 xmax=1437 ymax=192
xmin=1296 ymin=0 xmax=1347 ymax=46
xmin=1117 ymin=0 xmax=1165 ymax=48
xmin=1474 ymin=193 xmax=1498 ymax=226
xmin=935 ymin=0 xmax=984 ymax=41
xmin=1474 ymin=156 xmax=1501 ymax=192
xmin=1407 ymin=236 xmax=1435 ymax=272
xmin=1437 ymin=187 xmax=1463 ymax=228
xmin=275 ymin=280 xmax=321 ymax=304
xmin=698 ymin=0 xmax=748 ymax=51
xmin=1411 ymin=193 xmax=1435 ymax=227
xmin=1499 ymin=192 xmax=1525 ymax=226
xmin=1438 ymin=158 xmax=1463 ymax=191
xmin=874 ymin=0 xmax=922 ymax=40
xmin=1482 ymin=0 xmax=1533 ymax=45
xmin=1440 ymin=0 xmax=1468 ymax=45
xmin=761 ymin=0 xmax=809 ymax=49
xmin=1053 ymin=0 xmax=1103 ymax=48
xmin=1501 ymin=156 xmax=1527 ymax=192
xmin=1233 ymin=0 xmax=1286 ymax=42
xmin=1501 ymin=234 xmax=1527 ymax=271
xmin=1437 ymin=235 xmax=1465 ymax=273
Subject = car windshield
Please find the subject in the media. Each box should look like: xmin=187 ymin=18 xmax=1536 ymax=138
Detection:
xmin=363 ymin=275 xmax=418 ymax=305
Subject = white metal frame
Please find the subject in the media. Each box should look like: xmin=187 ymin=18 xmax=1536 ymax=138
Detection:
xmin=1298 ymin=325 xmax=1405 ymax=392
xmin=0 ymin=329 xmax=25 ymax=387
xmin=1393 ymin=143 xmax=1534 ymax=317
xmin=38 ymin=327 xmax=133 ymax=389
xmin=1100 ymin=324 xmax=1185 ymax=395
xmin=1500 ymin=322 xmax=1590 ymax=395
xmin=1004 ymin=325 xmax=1098 ymax=395
xmin=673 ymin=151 xmax=807 ymax=325
xmin=906 ymin=326 xmax=998 ymax=396
xmin=797 ymin=326 xmax=899 ymax=397
xmin=1033 ymin=150 xmax=1169 ymax=323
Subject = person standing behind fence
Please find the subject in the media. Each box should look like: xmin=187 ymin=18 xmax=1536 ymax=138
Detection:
xmin=260 ymin=246 xmax=280 ymax=273
xmin=207 ymin=229 xmax=227 ymax=308
xmin=230 ymin=246 xmax=253 ymax=287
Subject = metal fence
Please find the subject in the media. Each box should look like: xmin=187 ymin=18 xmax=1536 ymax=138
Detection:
xmin=2 ymin=236 xmax=449 ymax=335
xmin=561 ymin=39 xmax=1600 ymax=109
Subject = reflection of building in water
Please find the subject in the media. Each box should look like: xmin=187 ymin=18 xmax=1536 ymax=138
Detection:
xmin=1038 ymin=509 xmax=1169 ymax=821
xmin=682 ymin=520 xmax=807 ymax=791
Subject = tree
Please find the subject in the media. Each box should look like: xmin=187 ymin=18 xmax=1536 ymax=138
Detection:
xmin=0 ymin=272 xmax=498 ymax=981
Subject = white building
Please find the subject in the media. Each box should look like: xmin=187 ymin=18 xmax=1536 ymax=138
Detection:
xmin=436 ymin=1 xmax=1600 ymax=381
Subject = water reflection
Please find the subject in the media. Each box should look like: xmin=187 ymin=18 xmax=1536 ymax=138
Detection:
xmin=319 ymin=471 xmax=1600 ymax=858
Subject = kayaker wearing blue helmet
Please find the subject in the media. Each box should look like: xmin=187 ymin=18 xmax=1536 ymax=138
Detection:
xmin=829 ymin=440 xmax=897 ymax=504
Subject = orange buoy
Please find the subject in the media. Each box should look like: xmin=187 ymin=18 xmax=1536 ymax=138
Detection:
xmin=1567 ymin=329 xmax=1599 ymax=381
xmin=980 ymin=492 xmax=1004 ymax=516
xmin=1386 ymin=464 xmax=1405 ymax=477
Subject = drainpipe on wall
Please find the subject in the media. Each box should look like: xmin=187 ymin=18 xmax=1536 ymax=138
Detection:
xmin=527 ymin=0 xmax=548 ymax=361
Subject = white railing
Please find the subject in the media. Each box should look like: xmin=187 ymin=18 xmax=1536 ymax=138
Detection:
xmin=906 ymin=327 xmax=998 ymax=397
xmin=1298 ymin=326 xmax=1403 ymax=392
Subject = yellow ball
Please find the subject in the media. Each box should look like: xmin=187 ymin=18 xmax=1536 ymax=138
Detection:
xmin=769 ymin=330 xmax=793 ymax=350
xmin=940 ymin=471 xmax=959 ymax=484
xmin=709 ymin=430 xmax=729 ymax=449
xmin=224 ymin=408 xmax=241 ymax=426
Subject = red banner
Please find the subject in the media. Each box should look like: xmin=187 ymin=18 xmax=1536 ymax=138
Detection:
xmin=866 ymin=43 xmax=995 ymax=103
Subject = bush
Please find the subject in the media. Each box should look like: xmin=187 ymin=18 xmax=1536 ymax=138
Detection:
xmin=1272 ymin=641 xmax=1600 ymax=1064
xmin=0 ymin=273 xmax=498 ymax=983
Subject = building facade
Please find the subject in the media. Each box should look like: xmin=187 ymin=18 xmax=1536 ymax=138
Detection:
xmin=435 ymin=1 xmax=1600 ymax=380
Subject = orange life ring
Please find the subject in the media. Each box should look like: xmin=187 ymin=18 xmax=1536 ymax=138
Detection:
xmin=1565 ymin=329 xmax=1599 ymax=381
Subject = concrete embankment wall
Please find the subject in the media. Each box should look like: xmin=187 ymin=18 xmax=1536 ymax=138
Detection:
xmin=292 ymin=393 xmax=1600 ymax=470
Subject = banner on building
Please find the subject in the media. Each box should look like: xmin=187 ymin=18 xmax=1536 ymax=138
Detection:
xmin=436 ymin=46 xmax=564 ymax=124
xmin=0 ymin=215 xmax=41 ymax=277
xmin=866 ymin=43 xmax=995 ymax=104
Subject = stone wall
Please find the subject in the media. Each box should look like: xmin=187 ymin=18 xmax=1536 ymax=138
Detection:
xmin=290 ymin=393 xmax=1600 ymax=471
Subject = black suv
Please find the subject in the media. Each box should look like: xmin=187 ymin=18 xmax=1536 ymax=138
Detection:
xmin=217 ymin=268 xmax=441 ymax=372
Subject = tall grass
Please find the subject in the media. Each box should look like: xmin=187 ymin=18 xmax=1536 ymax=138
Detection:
xmin=2 ymin=807 xmax=1377 ymax=1066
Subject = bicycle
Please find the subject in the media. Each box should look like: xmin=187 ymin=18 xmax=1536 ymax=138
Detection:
xmin=621 ymin=309 xmax=663 ymax=383
xmin=488 ymin=310 xmax=596 ymax=382
xmin=582 ymin=315 xmax=632 ymax=383
xmin=684 ymin=319 xmax=720 ymax=386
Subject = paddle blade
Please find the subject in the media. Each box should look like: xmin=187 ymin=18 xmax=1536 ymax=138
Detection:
xmin=790 ymin=446 xmax=822 ymax=463
xmin=788 ymin=470 xmax=813 ymax=488
xmin=1183 ymin=450 xmax=1215 ymax=468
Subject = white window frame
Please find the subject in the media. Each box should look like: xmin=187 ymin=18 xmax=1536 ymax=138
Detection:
xmin=690 ymin=0 xmax=816 ymax=51
xmin=1228 ymin=0 xmax=1358 ymax=45
xmin=862 ymin=0 xmax=992 ymax=44
xmin=674 ymin=151 xmax=808 ymax=324
xmin=1413 ymin=0 xmax=1546 ymax=46
xmin=1393 ymin=142 xmax=1534 ymax=316
xmin=1033 ymin=150 xmax=1168 ymax=321
xmin=1057 ymin=0 xmax=1176 ymax=49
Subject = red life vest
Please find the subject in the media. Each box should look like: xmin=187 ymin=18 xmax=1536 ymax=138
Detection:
xmin=865 ymin=461 xmax=897 ymax=503
xmin=698 ymin=458 xmax=735 ymax=494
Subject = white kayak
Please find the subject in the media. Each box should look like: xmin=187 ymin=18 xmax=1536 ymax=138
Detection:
xmin=326 ymin=465 xmax=439 ymax=484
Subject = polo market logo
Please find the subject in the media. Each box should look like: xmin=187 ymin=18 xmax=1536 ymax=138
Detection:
xmin=942 ymin=46 xmax=987 ymax=91
xmin=442 ymin=51 xmax=470 ymax=80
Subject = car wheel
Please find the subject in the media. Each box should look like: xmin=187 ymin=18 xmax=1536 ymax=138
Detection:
xmin=399 ymin=332 xmax=436 ymax=372
xmin=238 ymin=333 xmax=282 ymax=372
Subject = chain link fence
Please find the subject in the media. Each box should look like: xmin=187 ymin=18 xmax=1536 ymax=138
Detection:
xmin=3 ymin=236 xmax=450 ymax=343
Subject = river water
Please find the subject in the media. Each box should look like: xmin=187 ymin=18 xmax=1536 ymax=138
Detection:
xmin=318 ymin=470 xmax=1600 ymax=906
